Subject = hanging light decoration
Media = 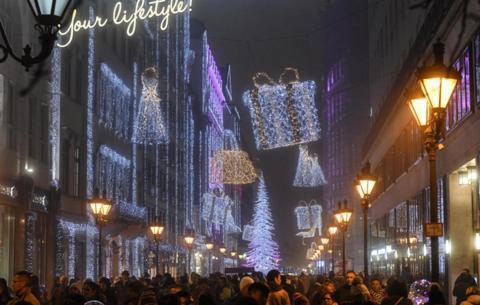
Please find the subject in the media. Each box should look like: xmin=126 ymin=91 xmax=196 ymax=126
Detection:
xmin=242 ymin=67 xmax=320 ymax=150
xmin=293 ymin=144 xmax=327 ymax=187
xmin=132 ymin=67 xmax=169 ymax=145
xmin=294 ymin=200 xmax=323 ymax=238
xmin=211 ymin=130 xmax=257 ymax=184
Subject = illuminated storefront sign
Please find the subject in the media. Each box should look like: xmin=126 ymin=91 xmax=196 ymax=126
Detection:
xmin=58 ymin=0 xmax=192 ymax=48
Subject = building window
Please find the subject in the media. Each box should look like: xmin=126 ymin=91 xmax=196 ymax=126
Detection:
xmin=446 ymin=46 xmax=471 ymax=130
xmin=73 ymin=146 xmax=80 ymax=197
xmin=474 ymin=34 xmax=480 ymax=105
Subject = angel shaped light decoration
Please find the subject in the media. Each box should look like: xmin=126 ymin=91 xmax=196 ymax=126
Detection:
xmin=132 ymin=68 xmax=169 ymax=145
xmin=294 ymin=200 xmax=323 ymax=238
xmin=293 ymin=145 xmax=327 ymax=187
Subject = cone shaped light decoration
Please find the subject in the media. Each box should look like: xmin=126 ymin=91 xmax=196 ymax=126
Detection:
xmin=211 ymin=130 xmax=257 ymax=184
xmin=132 ymin=68 xmax=168 ymax=145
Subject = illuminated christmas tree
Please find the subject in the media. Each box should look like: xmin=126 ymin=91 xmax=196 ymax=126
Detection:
xmin=247 ymin=176 xmax=280 ymax=273
xmin=132 ymin=68 xmax=168 ymax=145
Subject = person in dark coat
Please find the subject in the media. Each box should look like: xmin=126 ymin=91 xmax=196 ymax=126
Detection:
xmin=453 ymin=269 xmax=477 ymax=305
xmin=99 ymin=278 xmax=117 ymax=305
xmin=0 ymin=278 xmax=12 ymax=305
xmin=380 ymin=280 xmax=412 ymax=305
xmin=425 ymin=283 xmax=446 ymax=305
xmin=333 ymin=272 xmax=364 ymax=305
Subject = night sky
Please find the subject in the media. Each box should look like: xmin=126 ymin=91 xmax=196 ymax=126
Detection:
xmin=193 ymin=0 xmax=330 ymax=266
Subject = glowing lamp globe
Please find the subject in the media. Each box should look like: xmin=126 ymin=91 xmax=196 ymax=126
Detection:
xmin=184 ymin=231 xmax=195 ymax=246
xmin=320 ymin=237 xmax=330 ymax=246
xmin=27 ymin=0 xmax=74 ymax=26
xmin=149 ymin=224 xmax=164 ymax=236
xmin=328 ymin=225 xmax=338 ymax=236
xmin=230 ymin=250 xmax=237 ymax=257
xmin=408 ymin=91 xmax=431 ymax=127
xmin=417 ymin=42 xmax=460 ymax=110
xmin=334 ymin=201 xmax=353 ymax=227
xmin=219 ymin=246 xmax=227 ymax=254
xmin=88 ymin=195 xmax=112 ymax=218
xmin=318 ymin=245 xmax=325 ymax=251
xmin=206 ymin=242 xmax=214 ymax=251
xmin=357 ymin=162 xmax=376 ymax=199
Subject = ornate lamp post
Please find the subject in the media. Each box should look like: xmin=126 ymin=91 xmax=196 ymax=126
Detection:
xmin=149 ymin=223 xmax=164 ymax=275
xmin=184 ymin=229 xmax=195 ymax=274
xmin=0 ymin=0 xmax=74 ymax=70
xmin=407 ymin=42 xmax=460 ymax=283
xmin=206 ymin=239 xmax=214 ymax=274
xmin=319 ymin=236 xmax=329 ymax=274
xmin=328 ymin=225 xmax=338 ymax=275
xmin=230 ymin=249 xmax=237 ymax=267
xmin=355 ymin=162 xmax=377 ymax=280
xmin=334 ymin=200 xmax=353 ymax=276
xmin=87 ymin=189 xmax=112 ymax=277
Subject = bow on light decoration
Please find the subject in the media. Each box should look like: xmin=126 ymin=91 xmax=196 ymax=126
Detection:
xmin=293 ymin=145 xmax=327 ymax=187
xmin=201 ymin=188 xmax=241 ymax=233
xmin=294 ymin=200 xmax=323 ymax=238
xmin=242 ymin=67 xmax=320 ymax=150
xmin=211 ymin=130 xmax=257 ymax=184
xmin=132 ymin=67 xmax=169 ymax=145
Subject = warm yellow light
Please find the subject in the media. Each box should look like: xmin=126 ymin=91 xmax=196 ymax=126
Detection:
xmin=149 ymin=224 xmax=164 ymax=236
xmin=219 ymin=246 xmax=227 ymax=254
xmin=467 ymin=165 xmax=477 ymax=183
xmin=230 ymin=251 xmax=237 ymax=257
xmin=206 ymin=242 xmax=214 ymax=250
xmin=459 ymin=170 xmax=470 ymax=186
xmin=445 ymin=239 xmax=451 ymax=254
xmin=318 ymin=245 xmax=325 ymax=251
xmin=408 ymin=96 xmax=431 ymax=127
xmin=184 ymin=233 xmax=195 ymax=245
xmin=328 ymin=226 xmax=338 ymax=236
xmin=334 ymin=209 xmax=353 ymax=225
xmin=475 ymin=233 xmax=480 ymax=251
xmin=419 ymin=76 xmax=458 ymax=109
xmin=320 ymin=237 xmax=330 ymax=245
xmin=88 ymin=198 xmax=112 ymax=217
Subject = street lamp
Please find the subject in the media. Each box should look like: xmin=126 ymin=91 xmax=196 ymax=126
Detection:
xmin=219 ymin=244 xmax=227 ymax=273
xmin=407 ymin=42 xmax=460 ymax=283
xmin=334 ymin=200 xmax=353 ymax=276
xmin=328 ymin=225 xmax=338 ymax=275
xmin=87 ymin=189 xmax=112 ymax=277
xmin=355 ymin=162 xmax=377 ymax=280
xmin=184 ymin=229 xmax=195 ymax=274
xmin=149 ymin=223 xmax=164 ymax=275
xmin=0 ymin=0 xmax=74 ymax=70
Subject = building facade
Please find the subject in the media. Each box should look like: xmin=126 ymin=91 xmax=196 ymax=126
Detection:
xmin=363 ymin=0 xmax=480 ymax=297
xmin=321 ymin=0 xmax=370 ymax=272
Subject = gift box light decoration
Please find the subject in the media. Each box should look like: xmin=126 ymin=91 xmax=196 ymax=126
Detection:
xmin=211 ymin=130 xmax=257 ymax=185
xmin=201 ymin=189 xmax=240 ymax=231
xmin=294 ymin=200 xmax=323 ymax=238
xmin=242 ymin=224 xmax=255 ymax=242
xmin=243 ymin=67 xmax=320 ymax=150
xmin=132 ymin=67 xmax=169 ymax=145
xmin=293 ymin=145 xmax=327 ymax=187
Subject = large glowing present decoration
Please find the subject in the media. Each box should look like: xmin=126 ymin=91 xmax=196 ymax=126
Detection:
xmin=295 ymin=200 xmax=323 ymax=238
xmin=211 ymin=130 xmax=257 ymax=185
xmin=132 ymin=68 xmax=168 ymax=145
xmin=243 ymin=67 xmax=320 ymax=150
xmin=201 ymin=189 xmax=240 ymax=232
xmin=293 ymin=145 xmax=327 ymax=187
xmin=242 ymin=224 xmax=255 ymax=241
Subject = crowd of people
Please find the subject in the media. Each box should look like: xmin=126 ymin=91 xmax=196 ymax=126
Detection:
xmin=1 ymin=269 xmax=480 ymax=305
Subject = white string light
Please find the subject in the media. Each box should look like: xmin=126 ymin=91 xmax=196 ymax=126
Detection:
xmin=293 ymin=145 xmax=327 ymax=187
xmin=132 ymin=68 xmax=169 ymax=145
xmin=243 ymin=69 xmax=320 ymax=150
